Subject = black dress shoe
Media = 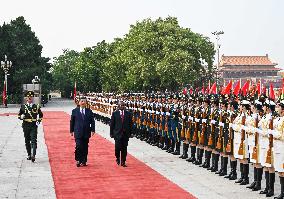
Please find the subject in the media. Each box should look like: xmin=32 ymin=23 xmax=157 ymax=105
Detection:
xmin=260 ymin=188 xmax=268 ymax=194
xmin=76 ymin=161 xmax=81 ymax=167
xmin=82 ymin=163 xmax=87 ymax=166
xmin=247 ymin=181 xmax=256 ymax=189
xmin=27 ymin=156 xmax=31 ymax=160
xmin=116 ymin=159 xmax=120 ymax=165
xmin=235 ymin=177 xmax=244 ymax=183
xmin=121 ymin=162 xmax=127 ymax=167
xmin=229 ymin=173 xmax=237 ymax=180
xmin=31 ymin=156 xmax=35 ymax=163
xmin=240 ymin=178 xmax=249 ymax=185
xmin=224 ymin=172 xmax=232 ymax=179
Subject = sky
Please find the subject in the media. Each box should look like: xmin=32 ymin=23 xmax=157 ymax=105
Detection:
xmin=1 ymin=0 xmax=283 ymax=67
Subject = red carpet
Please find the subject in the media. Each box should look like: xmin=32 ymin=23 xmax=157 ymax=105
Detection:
xmin=43 ymin=111 xmax=196 ymax=199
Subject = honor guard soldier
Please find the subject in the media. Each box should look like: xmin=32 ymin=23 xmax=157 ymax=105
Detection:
xmin=208 ymin=95 xmax=220 ymax=172
xmin=216 ymin=96 xmax=229 ymax=176
xmin=18 ymin=91 xmax=43 ymax=162
xmin=274 ymin=100 xmax=284 ymax=199
xmin=225 ymin=96 xmax=239 ymax=180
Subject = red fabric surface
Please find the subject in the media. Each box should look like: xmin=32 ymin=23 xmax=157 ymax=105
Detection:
xmin=43 ymin=111 xmax=196 ymax=199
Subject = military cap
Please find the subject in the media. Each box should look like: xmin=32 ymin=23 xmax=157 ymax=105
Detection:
xmin=203 ymin=95 xmax=210 ymax=104
xmin=220 ymin=97 xmax=228 ymax=105
xmin=25 ymin=91 xmax=34 ymax=97
xmin=278 ymin=100 xmax=284 ymax=108
xmin=210 ymin=94 xmax=219 ymax=105
xmin=173 ymin=93 xmax=179 ymax=99
xmin=230 ymin=100 xmax=239 ymax=110
xmin=79 ymin=96 xmax=87 ymax=100
xmin=264 ymin=99 xmax=276 ymax=107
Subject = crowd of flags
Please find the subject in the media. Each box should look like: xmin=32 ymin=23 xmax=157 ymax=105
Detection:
xmin=183 ymin=78 xmax=284 ymax=101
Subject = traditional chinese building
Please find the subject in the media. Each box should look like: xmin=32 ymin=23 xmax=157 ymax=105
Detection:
xmin=219 ymin=54 xmax=282 ymax=88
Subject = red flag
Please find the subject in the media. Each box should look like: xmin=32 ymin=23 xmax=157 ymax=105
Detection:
xmin=262 ymin=86 xmax=266 ymax=95
xmin=241 ymin=80 xmax=250 ymax=96
xmin=233 ymin=80 xmax=241 ymax=96
xmin=222 ymin=80 xmax=232 ymax=95
xmin=182 ymin=87 xmax=187 ymax=95
xmin=205 ymin=80 xmax=211 ymax=94
xmin=257 ymin=80 xmax=261 ymax=96
xmin=2 ymin=81 xmax=6 ymax=106
xmin=209 ymin=82 xmax=217 ymax=94
xmin=270 ymin=83 xmax=275 ymax=100
xmin=73 ymin=82 xmax=77 ymax=100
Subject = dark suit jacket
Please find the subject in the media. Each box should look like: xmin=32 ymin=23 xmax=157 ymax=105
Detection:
xmin=110 ymin=110 xmax=132 ymax=140
xmin=70 ymin=107 xmax=95 ymax=139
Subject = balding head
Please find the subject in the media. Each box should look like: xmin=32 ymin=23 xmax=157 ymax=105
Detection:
xmin=118 ymin=101 xmax=126 ymax=110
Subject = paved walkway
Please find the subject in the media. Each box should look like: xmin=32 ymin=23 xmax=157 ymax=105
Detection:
xmin=0 ymin=99 xmax=281 ymax=199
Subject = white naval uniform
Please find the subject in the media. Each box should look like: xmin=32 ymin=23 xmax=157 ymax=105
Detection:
xmin=273 ymin=116 xmax=284 ymax=172
xmin=258 ymin=113 xmax=271 ymax=167
xmin=233 ymin=112 xmax=249 ymax=159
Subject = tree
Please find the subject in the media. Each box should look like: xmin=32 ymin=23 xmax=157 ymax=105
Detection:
xmin=0 ymin=16 xmax=52 ymax=102
xmin=102 ymin=17 xmax=215 ymax=92
xmin=52 ymin=16 xmax=216 ymax=94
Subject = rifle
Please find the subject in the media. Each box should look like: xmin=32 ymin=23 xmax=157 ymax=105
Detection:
xmin=185 ymin=108 xmax=192 ymax=140
xmin=165 ymin=114 xmax=169 ymax=132
xmin=208 ymin=110 xmax=215 ymax=147
xmin=159 ymin=114 xmax=163 ymax=130
xmin=199 ymin=108 xmax=206 ymax=145
xmin=226 ymin=112 xmax=236 ymax=153
xmin=265 ymin=115 xmax=274 ymax=165
xmin=192 ymin=108 xmax=199 ymax=143
xmin=238 ymin=114 xmax=246 ymax=156
xmin=216 ymin=111 xmax=223 ymax=150
xmin=181 ymin=110 xmax=186 ymax=139
xmin=252 ymin=112 xmax=261 ymax=162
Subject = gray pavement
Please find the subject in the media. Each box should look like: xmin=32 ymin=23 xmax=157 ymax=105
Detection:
xmin=0 ymin=99 xmax=281 ymax=199
xmin=0 ymin=107 xmax=55 ymax=199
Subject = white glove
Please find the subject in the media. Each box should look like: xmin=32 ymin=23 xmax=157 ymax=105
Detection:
xmin=211 ymin=120 xmax=216 ymax=124
xmin=36 ymin=121 xmax=40 ymax=126
xmin=20 ymin=114 xmax=25 ymax=119
xmin=202 ymin=119 xmax=207 ymax=123
xmin=219 ymin=122 xmax=224 ymax=127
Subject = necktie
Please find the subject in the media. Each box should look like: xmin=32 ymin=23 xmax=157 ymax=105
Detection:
xmin=121 ymin=110 xmax=124 ymax=123
xmin=81 ymin=108 xmax=85 ymax=120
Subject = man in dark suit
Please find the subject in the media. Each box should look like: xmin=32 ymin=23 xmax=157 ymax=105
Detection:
xmin=110 ymin=101 xmax=133 ymax=167
xmin=70 ymin=96 xmax=95 ymax=167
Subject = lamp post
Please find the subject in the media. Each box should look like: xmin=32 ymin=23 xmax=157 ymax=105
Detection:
xmin=1 ymin=55 xmax=13 ymax=108
xmin=212 ymin=31 xmax=224 ymax=81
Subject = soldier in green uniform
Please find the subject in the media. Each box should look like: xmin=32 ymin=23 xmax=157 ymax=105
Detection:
xmin=18 ymin=91 xmax=43 ymax=162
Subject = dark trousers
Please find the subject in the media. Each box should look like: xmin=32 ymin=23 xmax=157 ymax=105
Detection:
xmin=75 ymin=138 xmax=89 ymax=163
xmin=23 ymin=124 xmax=38 ymax=157
xmin=115 ymin=136 xmax=128 ymax=163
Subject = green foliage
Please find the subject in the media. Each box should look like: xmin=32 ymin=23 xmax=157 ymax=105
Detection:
xmin=0 ymin=16 xmax=52 ymax=99
xmin=53 ymin=17 xmax=216 ymax=93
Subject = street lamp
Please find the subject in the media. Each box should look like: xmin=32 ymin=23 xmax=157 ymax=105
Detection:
xmin=32 ymin=76 xmax=40 ymax=84
xmin=1 ymin=55 xmax=13 ymax=108
xmin=212 ymin=31 xmax=224 ymax=81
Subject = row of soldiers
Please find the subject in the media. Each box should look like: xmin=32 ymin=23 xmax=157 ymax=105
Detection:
xmin=84 ymin=92 xmax=284 ymax=199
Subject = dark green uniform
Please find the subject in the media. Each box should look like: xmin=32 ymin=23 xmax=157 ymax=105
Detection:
xmin=18 ymin=91 xmax=43 ymax=161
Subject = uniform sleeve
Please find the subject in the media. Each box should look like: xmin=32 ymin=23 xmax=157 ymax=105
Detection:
xmin=18 ymin=105 xmax=24 ymax=120
xmin=37 ymin=105 xmax=43 ymax=121
xmin=90 ymin=109 xmax=95 ymax=132
xmin=70 ymin=109 xmax=75 ymax=133
xmin=110 ymin=112 xmax=115 ymax=138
